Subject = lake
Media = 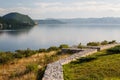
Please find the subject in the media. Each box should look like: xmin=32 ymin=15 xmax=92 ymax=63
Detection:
xmin=0 ymin=24 xmax=120 ymax=51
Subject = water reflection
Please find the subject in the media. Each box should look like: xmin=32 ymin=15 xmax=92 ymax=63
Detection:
xmin=0 ymin=24 xmax=120 ymax=51
xmin=0 ymin=26 xmax=34 ymax=36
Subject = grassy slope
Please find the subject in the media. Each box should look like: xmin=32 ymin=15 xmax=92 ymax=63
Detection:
xmin=0 ymin=51 xmax=70 ymax=80
xmin=63 ymin=50 xmax=120 ymax=80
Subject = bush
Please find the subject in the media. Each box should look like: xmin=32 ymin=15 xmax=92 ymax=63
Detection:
xmin=47 ymin=46 xmax=59 ymax=52
xmin=108 ymin=40 xmax=117 ymax=44
xmin=101 ymin=40 xmax=108 ymax=45
xmin=87 ymin=42 xmax=100 ymax=46
xmin=107 ymin=45 xmax=120 ymax=54
xmin=15 ymin=49 xmax=36 ymax=58
xmin=38 ymin=49 xmax=47 ymax=53
xmin=0 ymin=49 xmax=38 ymax=64
xmin=0 ymin=52 xmax=14 ymax=64
xmin=59 ymin=44 xmax=69 ymax=49
xmin=26 ymin=63 xmax=38 ymax=73
xmin=13 ymin=53 xmax=24 ymax=58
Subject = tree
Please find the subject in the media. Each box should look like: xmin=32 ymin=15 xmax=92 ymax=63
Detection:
xmin=101 ymin=40 xmax=108 ymax=45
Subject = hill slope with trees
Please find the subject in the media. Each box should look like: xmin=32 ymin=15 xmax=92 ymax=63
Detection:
xmin=0 ymin=12 xmax=35 ymax=29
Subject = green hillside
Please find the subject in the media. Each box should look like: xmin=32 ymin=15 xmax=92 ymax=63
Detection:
xmin=0 ymin=12 xmax=35 ymax=29
xmin=63 ymin=46 xmax=120 ymax=80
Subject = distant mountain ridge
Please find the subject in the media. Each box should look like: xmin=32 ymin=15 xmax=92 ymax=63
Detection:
xmin=38 ymin=17 xmax=120 ymax=24
xmin=0 ymin=12 xmax=35 ymax=29
xmin=60 ymin=17 xmax=120 ymax=24
xmin=37 ymin=19 xmax=65 ymax=24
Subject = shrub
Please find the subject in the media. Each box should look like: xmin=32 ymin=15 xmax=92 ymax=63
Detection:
xmin=87 ymin=42 xmax=100 ymax=46
xmin=56 ymin=51 xmax=62 ymax=55
xmin=108 ymin=40 xmax=117 ymax=44
xmin=59 ymin=44 xmax=69 ymax=49
xmin=0 ymin=49 xmax=38 ymax=64
xmin=107 ymin=45 xmax=120 ymax=54
xmin=15 ymin=49 xmax=36 ymax=58
xmin=13 ymin=53 xmax=24 ymax=58
xmin=38 ymin=49 xmax=47 ymax=53
xmin=26 ymin=63 xmax=38 ymax=73
xmin=101 ymin=40 xmax=108 ymax=45
xmin=47 ymin=46 xmax=59 ymax=52
xmin=0 ymin=52 xmax=14 ymax=64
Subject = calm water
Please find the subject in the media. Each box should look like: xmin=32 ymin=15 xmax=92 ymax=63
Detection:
xmin=0 ymin=24 xmax=120 ymax=51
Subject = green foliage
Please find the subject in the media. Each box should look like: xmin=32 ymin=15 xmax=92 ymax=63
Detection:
xmin=0 ymin=49 xmax=37 ymax=64
xmin=43 ymin=54 xmax=53 ymax=64
xmin=87 ymin=42 xmax=100 ymax=46
xmin=0 ymin=12 xmax=35 ymax=30
xmin=38 ymin=49 xmax=47 ymax=53
xmin=0 ymin=17 xmax=5 ymax=23
xmin=101 ymin=40 xmax=108 ymax=45
xmin=14 ymin=49 xmax=36 ymax=58
xmin=0 ymin=52 xmax=14 ymax=64
xmin=47 ymin=46 xmax=59 ymax=52
xmin=26 ymin=63 xmax=38 ymax=73
xmin=107 ymin=45 xmax=120 ymax=54
xmin=108 ymin=40 xmax=117 ymax=44
xmin=0 ymin=45 xmax=63 ymax=64
xmin=63 ymin=50 xmax=120 ymax=80
xmin=14 ymin=53 xmax=24 ymax=58
xmin=59 ymin=44 xmax=69 ymax=49
xmin=3 ymin=12 xmax=35 ymax=26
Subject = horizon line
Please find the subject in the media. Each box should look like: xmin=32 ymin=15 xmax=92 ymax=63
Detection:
xmin=34 ymin=17 xmax=120 ymax=20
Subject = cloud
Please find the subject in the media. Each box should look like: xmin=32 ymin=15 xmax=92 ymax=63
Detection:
xmin=0 ymin=7 xmax=31 ymax=15
xmin=1 ymin=1 xmax=120 ymax=18
xmin=33 ymin=1 xmax=120 ymax=12
xmin=0 ymin=8 xmax=6 ymax=13
xmin=34 ymin=2 xmax=62 ymax=8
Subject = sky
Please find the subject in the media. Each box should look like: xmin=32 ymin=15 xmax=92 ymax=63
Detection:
xmin=1 ymin=0 xmax=120 ymax=19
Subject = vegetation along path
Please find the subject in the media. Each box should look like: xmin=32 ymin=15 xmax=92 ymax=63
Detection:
xmin=42 ymin=43 xmax=119 ymax=80
xmin=63 ymin=45 xmax=120 ymax=80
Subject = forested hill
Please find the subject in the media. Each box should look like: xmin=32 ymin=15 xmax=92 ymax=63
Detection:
xmin=0 ymin=12 xmax=35 ymax=29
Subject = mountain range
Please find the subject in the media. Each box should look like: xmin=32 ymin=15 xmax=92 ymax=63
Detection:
xmin=38 ymin=17 xmax=120 ymax=24
xmin=37 ymin=19 xmax=65 ymax=24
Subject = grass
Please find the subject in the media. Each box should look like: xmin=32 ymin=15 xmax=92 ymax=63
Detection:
xmin=0 ymin=43 xmax=118 ymax=80
xmin=0 ymin=50 xmax=71 ymax=80
xmin=63 ymin=50 xmax=120 ymax=80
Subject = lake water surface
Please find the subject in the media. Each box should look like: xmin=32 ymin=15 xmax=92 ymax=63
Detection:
xmin=0 ymin=24 xmax=120 ymax=51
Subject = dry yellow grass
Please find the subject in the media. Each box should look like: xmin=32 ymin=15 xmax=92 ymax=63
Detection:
xmin=0 ymin=51 xmax=70 ymax=80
